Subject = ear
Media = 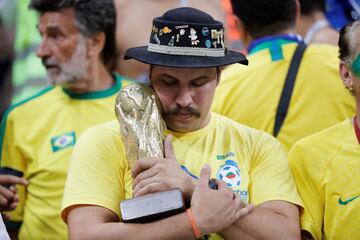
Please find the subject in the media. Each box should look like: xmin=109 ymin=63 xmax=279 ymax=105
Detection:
xmin=233 ymin=15 xmax=251 ymax=48
xmin=86 ymin=32 xmax=106 ymax=59
xmin=339 ymin=62 xmax=354 ymax=90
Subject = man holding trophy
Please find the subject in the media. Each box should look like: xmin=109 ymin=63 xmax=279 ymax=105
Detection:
xmin=61 ymin=7 xmax=302 ymax=240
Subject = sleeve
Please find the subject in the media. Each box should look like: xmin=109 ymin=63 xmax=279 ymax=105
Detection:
xmin=61 ymin=124 xmax=132 ymax=223
xmin=288 ymin=143 xmax=324 ymax=240
xmin=248 ymin=132 xmax=303 ymax=207
xmin=0 ymin=111 xmax=26 ymax=228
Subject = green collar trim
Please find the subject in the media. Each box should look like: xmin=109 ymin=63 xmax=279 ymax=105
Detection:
xmin=250 ymin=39 xmax=295 ymax=54
xmin=248 ymin=35 xmax=301 ymax=62
xmin=62 ymin=74 xmax=123 ymax=99
xmin=351 ymin=54 xmax=360 ymax=77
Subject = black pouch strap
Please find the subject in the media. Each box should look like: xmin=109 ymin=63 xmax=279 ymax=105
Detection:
xmin=273 ymin=43 xmax=307 ymax=137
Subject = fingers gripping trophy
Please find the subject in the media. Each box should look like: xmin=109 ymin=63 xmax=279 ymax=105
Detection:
xmin=115 ymin=84 xmax=184 ymax=223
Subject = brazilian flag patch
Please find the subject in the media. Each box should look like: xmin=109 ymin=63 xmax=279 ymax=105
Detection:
xmin=51 ymin=131 xmax=76 ymax=152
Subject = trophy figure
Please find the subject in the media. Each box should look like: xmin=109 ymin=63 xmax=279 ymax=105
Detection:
xmin=115 ymin=84 xmax=185 ymax=223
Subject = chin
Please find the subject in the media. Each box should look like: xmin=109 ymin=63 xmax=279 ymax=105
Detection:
xmin=167 ymin=123 xmax=196 ymax=133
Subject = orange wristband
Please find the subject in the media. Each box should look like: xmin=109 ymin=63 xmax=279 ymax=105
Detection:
xmin=186 ymin=208 xmax=202 ymax=239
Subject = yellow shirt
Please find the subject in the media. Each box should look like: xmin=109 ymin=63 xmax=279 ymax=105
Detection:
xmin=289 ymin=119 xmax=360 ymax=240
xmin=0 ymin=75 xmax=132 ymax=240
xmin=213 ymin=42 xmax=355 ymax=151
xmin=62 ymin=113 xmax=302 ymax=239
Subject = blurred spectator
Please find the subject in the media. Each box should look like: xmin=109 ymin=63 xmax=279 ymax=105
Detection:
xmin=0 ymin=0 xmax=132 ymax=238
xmin=297 ymin=0 xmax=339 ymax=45
xmin=114 ymin=0 xmax=229 ymax=80
xmin=212 ymin=0 xmax=355 ymax=151
xmin=289 ymin=21 xmax=360 ymax=240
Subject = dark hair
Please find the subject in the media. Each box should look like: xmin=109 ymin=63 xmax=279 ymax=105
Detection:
xmin=29 ymin=0 xmax=116 ymax=66
xmin=299 ymin=0 xmax=325 ymax=15
xmin=231 ymin=0 xmax=297 ymax=39
xmin=338 ymin=21 xmax=360 ymax=63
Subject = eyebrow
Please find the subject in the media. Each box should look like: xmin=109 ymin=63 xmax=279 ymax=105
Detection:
xmin=36 ymin=24 xmax=63 ymax=33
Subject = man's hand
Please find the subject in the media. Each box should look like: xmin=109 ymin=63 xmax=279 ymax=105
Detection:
xmin=0 ymin=175 xmax=28 ymax=211
xmin=191 ymin=164 xmax=254 ymax=236
xmin=132 ymin=135 xmax=196 ymax=200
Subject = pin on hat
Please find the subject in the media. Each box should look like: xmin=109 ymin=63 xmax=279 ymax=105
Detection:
xmin=124 ymin=7 xmax=248 ymax=68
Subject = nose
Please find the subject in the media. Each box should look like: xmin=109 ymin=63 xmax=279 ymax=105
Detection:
xmin=175 ymin=88 xmax=193 ymax=107
xmin=36 ymin=37 xmax=51 ymax=58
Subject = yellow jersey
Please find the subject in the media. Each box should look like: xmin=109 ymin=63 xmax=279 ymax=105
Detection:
xmin=62 ymin=113 xmax=302 ymax=240
xmin=0 ymin=75 xmax=132 ymax=239
xmin=289 ymin=118 xmax=360 ymax=240
xmin=213 ymin=36 xmax=355 ymax=151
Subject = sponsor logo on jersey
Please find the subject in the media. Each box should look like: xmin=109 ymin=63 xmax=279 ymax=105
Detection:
xmin=216 ymin=160 xmax=241 ymax=187
xmin=51 ymin=131 xmax=76 ymax=152
xmin=338 ymin=195 xmax=360 ymax=206
xmin=217 ymin=152 xmax=235 ymax=160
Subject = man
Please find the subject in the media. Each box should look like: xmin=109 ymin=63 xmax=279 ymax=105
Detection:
xmin=62 ymin=7 xmax=302 ymax=239
xmin=0 ymin=0 xmax=131 ymax=238
xmin=212 ymin=0 xmax=355 ymax=151
xmin=296 ymin=0 xmax=339 ymax=45
xmin=288 ymin=21 xmax=360 ymax=240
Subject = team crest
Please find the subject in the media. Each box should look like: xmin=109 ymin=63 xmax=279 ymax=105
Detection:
xmin=51 ymin=131 xmax=76 ymax=152
xmin=216 ymin=160 xmax=241 ymax=187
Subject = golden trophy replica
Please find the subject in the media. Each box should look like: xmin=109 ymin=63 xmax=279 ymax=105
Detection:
xmin=115 ymin=83 xmax=185 ymax=223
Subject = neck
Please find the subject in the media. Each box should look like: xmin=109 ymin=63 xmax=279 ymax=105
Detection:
xmin=297 ymin=11 xmax=327 ymax=37
xmin=67 ymin=60 xmax=113 ymax=93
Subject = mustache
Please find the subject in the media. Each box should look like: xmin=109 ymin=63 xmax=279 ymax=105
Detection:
xmin=42 ymin=58 xmax=59 ymax=68
xmin=165 ymin=105 xmax=201 ymax=117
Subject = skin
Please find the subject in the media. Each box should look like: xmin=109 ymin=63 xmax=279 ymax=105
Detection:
xmin=36 ymin=7 xmax=113 ymax=93
xmin=0 ymin=175 xmax=27 ymax=212
xmin=296 ymin=10 xmax=339 ymax=46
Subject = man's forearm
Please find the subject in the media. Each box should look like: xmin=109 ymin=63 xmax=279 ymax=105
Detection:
xmin=69 ymin=209 xmax=195 ymax=240
xmin=220 ymin=205 xmax=300 ymax=240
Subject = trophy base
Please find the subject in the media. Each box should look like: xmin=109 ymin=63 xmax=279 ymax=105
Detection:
xmin=120 ymin=188 xmax=185 ymax=223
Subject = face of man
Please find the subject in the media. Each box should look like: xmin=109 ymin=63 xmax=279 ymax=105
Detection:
xmin=37 ymin=8 xmax=89 ymax=87
xmin=150 ymin=66 xmax=219 ymax=133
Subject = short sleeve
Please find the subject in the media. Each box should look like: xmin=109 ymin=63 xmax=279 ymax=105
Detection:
xmin=249 ymin=132 xmax=302 ymax=207
xmin=288 ymin=143 xmax=324 ymax=240
xmin=61 ymin=122 xmax=132 ymax=223
xmin=0 ymin=112 xmax=26 ymax=224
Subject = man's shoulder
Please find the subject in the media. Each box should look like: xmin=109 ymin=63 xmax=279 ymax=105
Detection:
xmin=79 ymin=120 xmax=120 ymax=142
xmin=3 ymin=86 xmax=59 ymax=119
xmin=291 ymin=119 xmax=353 ymax=161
